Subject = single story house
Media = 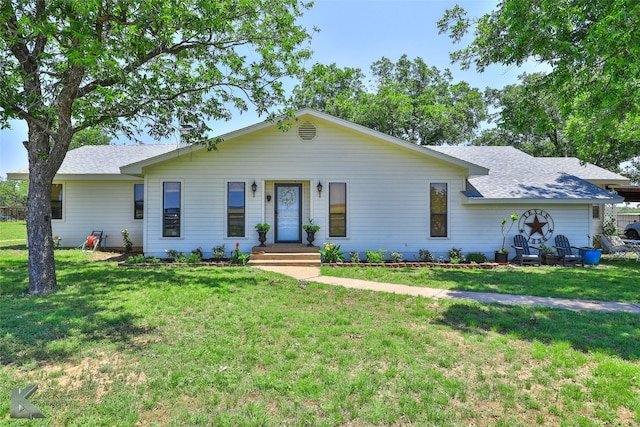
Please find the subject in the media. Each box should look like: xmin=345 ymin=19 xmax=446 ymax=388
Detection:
xmin=8 ymin=108 xmax=629 ymax=260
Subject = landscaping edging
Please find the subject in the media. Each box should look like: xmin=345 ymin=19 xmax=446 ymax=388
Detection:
xmin=325 ymin=262 xmax=503 ymax=269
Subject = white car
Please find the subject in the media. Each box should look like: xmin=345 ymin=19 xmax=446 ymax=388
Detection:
xmin=624 ymin=222 xmax=640 ymax=240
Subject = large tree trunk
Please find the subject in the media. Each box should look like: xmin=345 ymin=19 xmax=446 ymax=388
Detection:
xmin=25 ymin=126 xmax=59 ymax=294
xmin=27 ymin=174 xmax=57 ymax=294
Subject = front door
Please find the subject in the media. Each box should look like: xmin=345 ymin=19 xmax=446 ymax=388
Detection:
xmin=275 ymin=184 xmax=302 ymax=243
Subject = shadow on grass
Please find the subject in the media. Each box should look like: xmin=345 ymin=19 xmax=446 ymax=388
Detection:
xmin=0 ymin=252 xmax=266 ymax=367
xmin=436 ymin=301 xmax=640 ymax=361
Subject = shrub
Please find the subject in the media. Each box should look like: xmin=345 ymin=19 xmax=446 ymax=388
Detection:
xmin=365 ymin=249 xmax=387 ymax=263
xmin=418 ymin=249 xmax=434 ymax=262
xmin=212 ymin=244 xmax=226 ymax=261
xmin=466 ymin=252 xmax=488 ymax=263
xmin=165 ymin=249 xmax=183 ymax=261
xmin=191 ymin=247 xmax=203 ymax=260
xmin=447 ymin=247 xmax=464 ymax=263
xmin=52 ymin=235 xmax=62 ymax=249
xmin=185 ymin=252 xmax=202 ymax=263
xmin=121 ymin=229 xmax=133 ymax=253
xmin=349 ymin=252 xmax=360 ymax=263
xmin=126 ymin=254 xmax=146 ymax=264
xmin=390 ymin=251 xmax=403 ymax=262
xmin=320 ymin=243 xmax=345 ymax=263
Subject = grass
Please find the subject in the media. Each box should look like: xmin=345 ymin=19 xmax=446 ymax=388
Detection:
xmin=1 ymin=223 xmax=639 ymax=425
xmin=321 ymin=261 xmax=640 ymax=303
xmin=0 ymin=221 xmax=27 ymax=245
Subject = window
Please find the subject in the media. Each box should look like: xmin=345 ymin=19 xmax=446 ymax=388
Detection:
xmin=227 ymin=182 xmax=245 ymax=237
xmin=163 ymin=182 xmax=181 ymax=237
xmin=134 ymin=184 xmax=144 ymax=219
xmin=430 ymin=183 xmax=447 ymax=237
xmin=592 ymin=204 xmax=600 ymax=219
xmin=329 ymin=182 xmax=347 ymax=237
xmin=51 ymin=184 xmax=63 ymax=219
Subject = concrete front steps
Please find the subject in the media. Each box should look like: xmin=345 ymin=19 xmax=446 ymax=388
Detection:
xmin=248 ymin=244 xmax=321 ymax=267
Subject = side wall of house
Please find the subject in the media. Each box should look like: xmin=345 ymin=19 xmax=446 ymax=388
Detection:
xmin=141 ymin=117 xmax=595 ymax=260
xmin=51 ymin=179 xmax=143 ymax=250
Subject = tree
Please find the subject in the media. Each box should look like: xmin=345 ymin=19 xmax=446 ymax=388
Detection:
xmin=69 ymin=128 xmax=112 ymax=150
xmin=291 ymin=55 xmax=487 ymax=145
xmin=475 ymin=73 xmax=573 ymax=158
xmin=0 ymin=178 xmax=27 ymax=207
xmin=290 ymin=62 xmax=366 ymax=117
xmin=0 ymin=0 xmax=312 ymax=293
xmin=438 ymin=0 xmax=640 ymax=166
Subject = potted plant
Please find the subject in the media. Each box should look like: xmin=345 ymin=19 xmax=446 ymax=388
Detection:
xmin=255 ymin=223 xmax=270 ymax=247
xmin=538 ymin=241 xmax=558 ymax=265
xmin=495 ymin=213 xmax=518 ymax=263
xmin=302 ymin=219 xmax=320 ymax=247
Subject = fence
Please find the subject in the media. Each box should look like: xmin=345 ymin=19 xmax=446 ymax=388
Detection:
xmin=0 ymin=206 xmax=26 ymax=221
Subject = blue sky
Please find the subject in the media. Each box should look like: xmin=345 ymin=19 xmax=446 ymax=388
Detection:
xmin=0 ymin=0 xmax=546 ymax=178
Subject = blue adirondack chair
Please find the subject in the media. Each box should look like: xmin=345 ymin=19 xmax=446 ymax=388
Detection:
xmin=554 ymin=235 xmax=584 ymax=266
xmin=512 ymin=234 xmax=541 ymax=266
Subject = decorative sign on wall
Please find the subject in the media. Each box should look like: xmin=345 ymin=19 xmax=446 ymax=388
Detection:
xmin=518 ymin=209 xmax=554 ymax=244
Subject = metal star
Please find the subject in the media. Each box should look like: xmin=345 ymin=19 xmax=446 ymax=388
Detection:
xmin=526 ymin=215 xmax=547 ymax=237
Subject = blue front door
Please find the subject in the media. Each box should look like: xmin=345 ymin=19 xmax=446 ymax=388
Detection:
xmin=275 ymin=184 xmax=302 ymax=243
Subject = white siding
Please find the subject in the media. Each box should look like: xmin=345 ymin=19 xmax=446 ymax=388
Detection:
xmin=51 ymin=180 xmax=144 ymax=249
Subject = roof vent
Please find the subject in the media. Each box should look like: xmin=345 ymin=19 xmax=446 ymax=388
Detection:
xmin=297 ymin=122 xmax=317 ymax=141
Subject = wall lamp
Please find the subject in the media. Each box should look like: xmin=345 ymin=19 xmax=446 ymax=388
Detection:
xmin=267 ymin=194 xmax=272 ymax=202
xmin=251 ymin=181 xmax=257 ymax=197
xmin=317 ymin=181 xmax=323 ymax=197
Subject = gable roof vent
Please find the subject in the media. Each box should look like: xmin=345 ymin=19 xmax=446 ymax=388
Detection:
xmin=297 ymin=121 xmax=317 ymax=141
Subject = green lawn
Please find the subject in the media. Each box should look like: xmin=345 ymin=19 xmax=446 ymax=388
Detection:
xmin=321 ymin=260 xmax=640 ymax=303
xmin=0 ymin=220 xmax=27 ymax=246
xmin=1 ymin=228 xmax=639 ymax=425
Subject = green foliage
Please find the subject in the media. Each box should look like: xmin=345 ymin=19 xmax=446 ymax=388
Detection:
xmin=475 ymin=73 xmax=574 ymax=159
xmin=255 ymin=223 xmax=271 ymax=232
xmin=185 ymin=252 xmax=202 ymax=263
xmin=349 ymin=252 xmax=360 ymax=263
xmin=602 ymin=218 xmax=617 ymax=236
xmin=439 ymin=1 xmax=640 ymax=168
xmin=365 ymin=249 xmax=387 ymax=263
xmin=320 ymin=243 xmax=345 ymax=263
xmin=164 ymin=249 xmax=183 ymax=261
xmin=447 ymin=247 xmax=464 ymax=263
xmin=212 ymin=244 xmax=226 ymax=261
xmin=466 ymin=252 xmax=487 ymax=264
xmin=52 ymin=235 xmax=62 ymax=249
xmin=291 ymin=55 xmax=487 ymax=145
xmin=125 ymin=254 xmax=147 ymax=264
xmin=229 ymin=242 xmax=248 ymax=265
xmin=1 ymin=0 xmax=313 ymax=293
xmin=302 ymin=218 xmax=320 ymax=232
xmin=418 ymin=249 xmax=435 ymax=262
xmin=69 ymin=128 xmax=112 ymax=150
xmin=121 ymin=229 xmax=133 ymax=253
xmin=191 ymin=247 xmax=204 ymax=260
xmin=499 ymin=214 xmax=519 ymax=252
xmin=390 ymin=252 xmax=403 ymax=263
xmin=0 ymin=179 xmax=27 ymax=208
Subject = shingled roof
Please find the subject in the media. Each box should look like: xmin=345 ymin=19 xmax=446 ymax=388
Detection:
xmin=8 ymin=144 xmax=176 ymax=179
xmin=429 ymin=146 xmax=627 ymax=203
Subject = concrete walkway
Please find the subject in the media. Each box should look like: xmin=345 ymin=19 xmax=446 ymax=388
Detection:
xmin=256 ymin=266 xmax=640 ymax=314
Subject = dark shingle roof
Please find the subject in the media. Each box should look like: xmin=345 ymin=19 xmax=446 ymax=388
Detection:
xmin=429 ymin=146 xmax=626 ymax=201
